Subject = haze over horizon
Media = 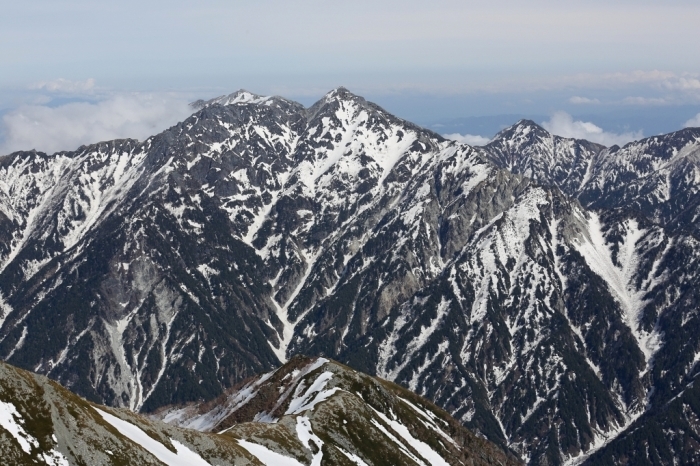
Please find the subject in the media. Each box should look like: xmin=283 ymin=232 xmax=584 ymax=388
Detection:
xmin=2 ymin=0 xmax=700 ymax=154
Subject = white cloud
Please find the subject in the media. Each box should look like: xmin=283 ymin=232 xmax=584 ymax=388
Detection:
xmin=604 ymin=70 xmax=677 ymax=86
xmin=663 ymin=76 xmax=700 ymax=91
xmin=542 ymin=112 xmax=643 ymax=147
xmin=569 ymin=96 xmax=600 ymax=104
xmin=443 ymin=133 xmax=491 ymax=146
xmin=30 ymin=78 xmax=96 ymax=93
xmin=685 ymin=113 xmax=700 ymax=128
xmin=0 ymin=94 xmax=193 ymax=155
xmin=622 ymin=96 xmax=668 ymax=106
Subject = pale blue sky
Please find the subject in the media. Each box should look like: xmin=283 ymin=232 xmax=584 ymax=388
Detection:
xmin=2 ymin=0 xmax=700 ymax=153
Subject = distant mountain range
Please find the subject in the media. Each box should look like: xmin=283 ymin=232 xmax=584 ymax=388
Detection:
xmin=1 ymin=87 xmax=699 ymax=465
xmin=417 ymin=105 xmax=700 ymax=141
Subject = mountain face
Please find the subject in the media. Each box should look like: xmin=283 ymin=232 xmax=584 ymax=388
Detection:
xmin=0 ymin=356 xmax=515 ymax=465
xmin=1 ymin=87 xmax=700 ymax=464
xmin=485 ymin=121 xmax=700 ymax=235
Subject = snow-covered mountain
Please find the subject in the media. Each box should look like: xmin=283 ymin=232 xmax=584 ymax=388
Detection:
xmin=485 ymin=120 xmax=700 ymax=234
xmin=1 ymin=88 xmax=700 ymax=464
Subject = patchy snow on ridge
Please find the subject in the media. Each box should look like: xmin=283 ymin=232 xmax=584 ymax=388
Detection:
xmin=0 ymin=401 xmax=69 ymax=465
xmin=160 ymin=371 xmax=275 ymax=431
xmin=0 ymin=401 xmax=39 ymax=454
xmin=94 ymin=407 xmax=211 ymax=466
xmin=338 ymin=447 xmax=371 ymax=466
xmin=370 ymin=404 xmax=450 ymax=466
xmin=286 ymin=370 xmax=340 ymax=415
xmin=237 ymin=440 xmax=305 ymax=466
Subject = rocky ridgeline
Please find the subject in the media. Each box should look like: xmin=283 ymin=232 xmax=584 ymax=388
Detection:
xmin=0 ymin=356 xmax=518 ymax=465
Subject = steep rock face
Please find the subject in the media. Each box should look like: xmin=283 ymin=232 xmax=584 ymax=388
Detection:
xmin=2 ymin=88 xmax=700 ymax=464
xmin=297 ymin=173 xmax=690 ymax=463
xmin=578 ymin=129 xmax=700 ymax=236
xmin=249 ymin=88 xmax=448 ymax=345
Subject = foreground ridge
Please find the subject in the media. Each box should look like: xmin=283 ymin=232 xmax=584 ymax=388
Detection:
xmin=0 ymin=356 xmax=518 ymax=465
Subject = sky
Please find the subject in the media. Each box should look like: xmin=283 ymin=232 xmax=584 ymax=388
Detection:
xmin=1 ymin=0 xmax=700 ymax=154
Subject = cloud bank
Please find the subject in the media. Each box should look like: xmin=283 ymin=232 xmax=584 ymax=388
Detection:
xmin=542 ymin=112 xmax=643 ymax=147
xmin=0 ymin=94 xmax=193 ymax=155
xmin=443 ymin=133 xmax=491 ymax=146
xmin=685 ymin=113 xmax=700 ymax=128
xmin=30 ymin=78 xmax=96 ymax=94
xmin=569 ymin=96 xmax=600 ymax=105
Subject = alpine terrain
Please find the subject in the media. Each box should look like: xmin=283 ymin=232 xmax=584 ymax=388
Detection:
xmin=0 ymin=354 xmax=516 ymax=465
xmin=1 ymin=87 xmax=700 ymax=464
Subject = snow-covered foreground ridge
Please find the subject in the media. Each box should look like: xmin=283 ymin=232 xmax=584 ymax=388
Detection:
xmin=0 ymin=355 xmax=518 ymax=466
xmin=1 ymin=87 xmax=700 ymax=464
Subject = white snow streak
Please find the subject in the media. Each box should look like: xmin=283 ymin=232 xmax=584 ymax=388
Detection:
xmin=268 ymin=250 xmax=320 ymax=363
xmin=573 ymin=213 xmax=662 ymax=363
xmin=337 ymin=447 xmax=370 ymax=466
xmin=237 ymin=440 xmax=304 ymax=466
xmin=0 ymin=401 xmax=38 ymax=454
xmin=0 ymin=401 xmax=68 ymax=465
xmin=371 ymin=405 xmax=450 ymax=466
xmin=286 ymin=371 xmax=340 ymax=415
xmin=94 ymin=407 xmax=211 ymax=466
xmin=295 ymin=416 xmax=323 ymax=466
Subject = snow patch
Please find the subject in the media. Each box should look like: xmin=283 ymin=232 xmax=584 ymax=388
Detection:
xmin=0 ymin=401 xmax=38 ymax=454
xmin=371 ymin=406 xmax=450 ymax=466
xmin=237 ymin=440 xmax=304 ymax=466
xmin=94 ymin=407 xmax=211 ymax=466
xmin=370 ymin=418 xmax=427 ymax=466
xmin=399 ymin=397 xmax=457 ymax=447
xmin=337 ymin=447 xmax=370 ymax=466
xmin=285 ymin=371 xmax=340 ymax=415
xmin=0 ymin=401 xmax=69 ymax=465
xmin=295 ymin=416 xmax=323 ymax=466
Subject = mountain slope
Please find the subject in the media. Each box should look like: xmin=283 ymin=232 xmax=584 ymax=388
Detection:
xmin=485 ymin=120 xmax=700 ymax=234
xmin=0 ymin=356 xmax=518 ymax=466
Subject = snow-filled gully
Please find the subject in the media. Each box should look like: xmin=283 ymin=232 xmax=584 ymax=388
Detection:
xmin=572 ymin=213 xmax=662 ymax=364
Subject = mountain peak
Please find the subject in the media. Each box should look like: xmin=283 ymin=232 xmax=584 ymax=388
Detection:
xmin=152 ymin=356 xmax=520 ymax=465
xmin=515 ymin=118 xmax=545 ymax=129
xmin=315 ymin=86 xmax=368 ymax=108
xmin=324 ymin=86 xmax=358 ymax=100
xmin=190 ymin=89 xmax=271 ymax=110
xmin=490 ymin=119 xmax=550 ymax=142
